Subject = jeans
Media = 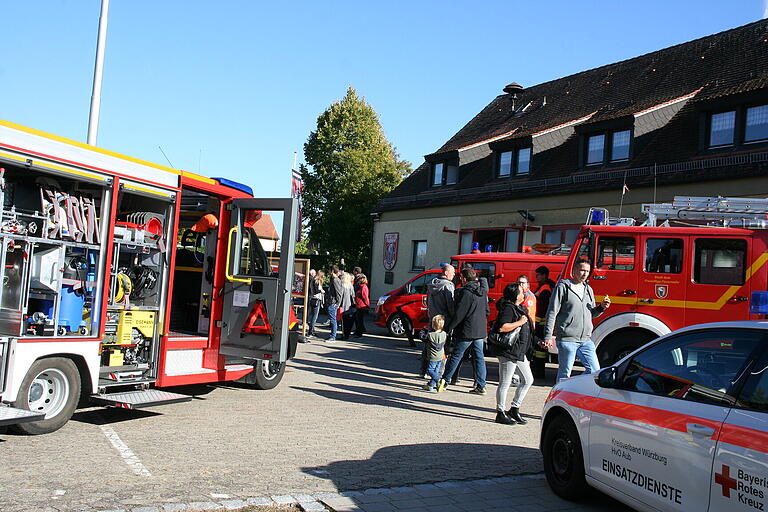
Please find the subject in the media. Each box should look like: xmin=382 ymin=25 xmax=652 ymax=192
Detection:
xmin=327 ymin=304 xmax=339 ymax=339
xmin=308 ymin=300 xmax=321 ymax=335
xmin=556 ymin=339 xmax=600 ymax=383
xmin=426 ymin=360 xmax=442 ymax=389
xmin=497 ymin=356 xmax=533 ymax=410
xmin=441 ymin=338 xmax=487 ymax=389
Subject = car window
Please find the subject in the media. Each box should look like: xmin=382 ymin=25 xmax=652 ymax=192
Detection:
xmin=463 ymin=262 xmax=496 ymax=288
xmin=736 ymin=359 xmax=768 ymax=413
xmin=407 ymin=274 xmax=430 ymax=295
xmin=618 ymin=329 xmax=763 ymax=406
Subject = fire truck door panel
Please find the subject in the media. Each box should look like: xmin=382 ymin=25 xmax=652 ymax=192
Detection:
xmin=686 ymin=237 xmax=751 ymax=325
xmin=591 ymin=235 xmax=639 ymax=317
xmin=638 ymin=236 xmax=688 ymax=331
xmin=219 ymin=198 xmax=297 ymax=361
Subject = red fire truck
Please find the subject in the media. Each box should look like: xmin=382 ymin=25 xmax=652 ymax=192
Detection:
xmin=0 ymin=120 xmax=300 ymax=434
xmin=560 ymin=197 xmax=768 ymax=365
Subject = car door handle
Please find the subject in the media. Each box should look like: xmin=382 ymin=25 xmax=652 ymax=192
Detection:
xmin=728 ymin=296 xmax=748 ymax=304
xmin=592 ymin=275 xmax=607 ymax=280
xmin=686 ymin=423 xmax=716 ymax=437
xmin=618 ymin=289 xmax=636 ymax=296
xmin=639 ymin=298 xmax=655 ymax=304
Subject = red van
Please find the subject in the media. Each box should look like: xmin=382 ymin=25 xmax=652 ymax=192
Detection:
xmin=374 ymin=269 xmax=440 ymax=337
xmin=375 ymin=252 xmax=566 ymax=337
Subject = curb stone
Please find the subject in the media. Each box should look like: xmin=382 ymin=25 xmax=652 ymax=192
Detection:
xmin=93 ymin=474 xmax=548 ymax=512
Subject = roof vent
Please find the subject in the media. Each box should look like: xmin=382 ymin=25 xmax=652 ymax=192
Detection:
xmin=503 ymin=82 xmax=524 ymax=95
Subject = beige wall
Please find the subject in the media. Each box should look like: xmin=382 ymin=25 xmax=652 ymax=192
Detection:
xmin=371 ymin=216 xmax=459 ymax=300
xmin=370 ymin=177 xmax=767 ymax=300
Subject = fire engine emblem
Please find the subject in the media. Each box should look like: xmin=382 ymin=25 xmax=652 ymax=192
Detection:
xmin=655 ymin=285 xmax=668 ymax=299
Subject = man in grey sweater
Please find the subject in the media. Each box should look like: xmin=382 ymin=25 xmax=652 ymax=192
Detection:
xmin=544 ymin=260 xmax=610 ymax=383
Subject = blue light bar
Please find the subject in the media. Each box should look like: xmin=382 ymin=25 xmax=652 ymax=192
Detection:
xmin=212 ymin=177 xmax=253 ymax=196
xmin=589 ymin=209 xmax=606 ymax=225
xmin=750 ymin=291 xmax=768 ymax=315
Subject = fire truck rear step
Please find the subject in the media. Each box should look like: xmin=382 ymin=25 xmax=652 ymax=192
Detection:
xmin=0 ymin=405 xmax=45 ymax=426
xmin=90 ymin=389 xmax=192 ymax=409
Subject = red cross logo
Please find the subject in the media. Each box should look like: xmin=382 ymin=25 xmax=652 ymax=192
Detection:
xmin=715 ymin=464 xmax=737 ymax=498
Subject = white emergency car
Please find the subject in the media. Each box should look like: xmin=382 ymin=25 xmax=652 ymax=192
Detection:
xmin=540 ymin=320 xmax=768 ymax=512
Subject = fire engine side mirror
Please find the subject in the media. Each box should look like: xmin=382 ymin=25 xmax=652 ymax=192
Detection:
xmin=595 ymin=367 xmax=618 ymax=388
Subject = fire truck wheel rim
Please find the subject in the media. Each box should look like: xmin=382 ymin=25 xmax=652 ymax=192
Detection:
xmin=261 ymin=360 xmax=282 ymax=380
xmin=27 ymin=368 xmax=70 ymax=419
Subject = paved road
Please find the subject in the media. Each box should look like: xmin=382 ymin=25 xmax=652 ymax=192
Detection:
xmin=0 ymin=318 xmax=632 ymax=512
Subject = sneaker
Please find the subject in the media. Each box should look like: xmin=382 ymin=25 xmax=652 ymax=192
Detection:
xmin=437 ymin=380 xmax=447 ymax=393
xmin=325 ymin=337 xmax=337 ymax=343
xmin=469 ymin=386 xmax=487 ymax=395
xmin=422 ymin=384 xmax=437 ymax=393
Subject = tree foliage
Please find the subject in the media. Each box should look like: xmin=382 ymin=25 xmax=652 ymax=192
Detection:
xmin=301 ymin=87 xmax=410 ymax=271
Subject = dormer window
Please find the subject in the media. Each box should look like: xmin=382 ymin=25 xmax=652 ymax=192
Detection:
xmin=431 ymin=162 xmax=458 ymax=186
xmin=432 ymin=163 xmax=444 ymax=186
xmin=497 ymin=148 xmax=531 ymax=177
xmin=585 ymin=129 xmax=632 ymax=165
xmin=705 ymin=104 xmax=768 ymax=149
xmin=586 ymin=135 xmax=605 ymax=165
xmin=611 ymin=130 xmax=631 ymax=160
xmin=709 ymin=111 xmax=736 ymax=147
xmin=745 ymin=105 xmax=768 ymax=143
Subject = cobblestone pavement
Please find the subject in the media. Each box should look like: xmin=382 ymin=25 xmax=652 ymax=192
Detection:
xmin=0 ymin=317 xmax=632 ymax=512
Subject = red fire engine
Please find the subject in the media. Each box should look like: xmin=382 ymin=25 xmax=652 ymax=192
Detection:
xmin=560 ymin=196 xmax=768 ymax=365
xmin=0 ymin=120 xmax=300 ymax=434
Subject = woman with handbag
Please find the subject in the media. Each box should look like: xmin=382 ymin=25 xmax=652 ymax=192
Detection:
xmin=489 ymin=282 xmax=534 ymax=425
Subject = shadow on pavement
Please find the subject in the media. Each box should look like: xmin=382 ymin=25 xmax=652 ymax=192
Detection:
xmin=71 ymin=407 xmax=161 ymax=425
xmin=302 ymin=442 xmax=542 ymax=490
xmin=292 ymin=382 xmax=493 ymax=421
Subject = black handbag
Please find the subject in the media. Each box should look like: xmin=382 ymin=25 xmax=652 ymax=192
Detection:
xmin=488 ymin=326 xmax=521 ymax=348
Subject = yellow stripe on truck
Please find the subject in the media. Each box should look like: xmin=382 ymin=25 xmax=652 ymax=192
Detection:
xmin=606 ymin=250 xmax=768 ymax=311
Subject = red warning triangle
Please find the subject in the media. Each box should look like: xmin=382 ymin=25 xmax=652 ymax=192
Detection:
xmin=242 ymin=300 xmax=272 ymax=334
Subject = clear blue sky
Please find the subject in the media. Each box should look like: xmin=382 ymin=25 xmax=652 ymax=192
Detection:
xmin=2 ymin=1 xmax=764 ymax=199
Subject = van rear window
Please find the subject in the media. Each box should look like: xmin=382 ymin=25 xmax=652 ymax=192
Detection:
xmin=462 ymin=262 xmax=496 ymax=288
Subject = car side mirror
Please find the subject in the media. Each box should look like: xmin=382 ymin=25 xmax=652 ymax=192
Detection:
xmin=595 ymin=367 xmax=618 ymax=388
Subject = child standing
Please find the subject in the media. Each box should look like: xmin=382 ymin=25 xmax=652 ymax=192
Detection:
xmin=423 ymin=315 xmax=447 ymax=393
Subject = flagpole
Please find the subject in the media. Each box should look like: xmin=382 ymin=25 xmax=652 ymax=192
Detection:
xmin=618 ymin=172 xmax=628 ymax=218
xmin=87 ymin=0 xmax=110 ymax=145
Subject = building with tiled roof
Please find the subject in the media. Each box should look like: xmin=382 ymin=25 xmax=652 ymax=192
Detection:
xmin=370 ymin=19 xmax=768 ymax=301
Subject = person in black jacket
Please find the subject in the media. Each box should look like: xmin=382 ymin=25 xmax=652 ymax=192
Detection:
xmin=490 ymin=282 xmax=534 ymax=425
xmin=438 ymin=268 xmax=488 ymax=395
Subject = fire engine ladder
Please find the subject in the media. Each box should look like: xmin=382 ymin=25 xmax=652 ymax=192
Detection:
xmin=90 ymin=389 xmax=192 ymax=410
xmin=642 ymin=196 xmax=768 ymax=228
xmin=0 ymin=405 xmax=45 ymax=427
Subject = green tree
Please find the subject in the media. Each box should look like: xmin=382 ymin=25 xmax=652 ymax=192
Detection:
xmin=301 ymin=87 xmax=410 ymax=271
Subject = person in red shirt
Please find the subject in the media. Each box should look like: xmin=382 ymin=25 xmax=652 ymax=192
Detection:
xmin=353 ymin=274 xmax=370 ymax=337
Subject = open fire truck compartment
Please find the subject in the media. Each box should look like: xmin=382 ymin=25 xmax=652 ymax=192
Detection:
xmin=0 ymin=120 xmax=298 ymax=435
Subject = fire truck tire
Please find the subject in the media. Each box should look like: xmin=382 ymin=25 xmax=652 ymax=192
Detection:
xmin=12 ymin=357 xmax=81 ymax=435
xmin=597 ymin=330 xmax=656 ymax=366
xmin=542 ymin=412 xmax=589 ymax=501
xmin=387 ymin=313 xmax=410 ymax=338
xmin=251 ymin=360 xmax=285 ymax=390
